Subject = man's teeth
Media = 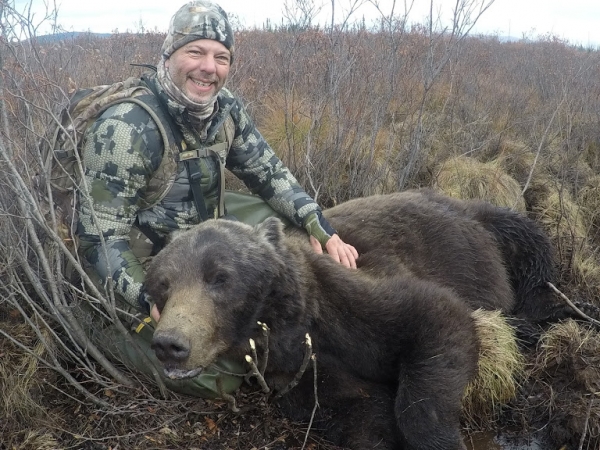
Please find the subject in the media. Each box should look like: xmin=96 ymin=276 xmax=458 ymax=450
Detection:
xmin=192 ymin=80 xmax=212 ymax=87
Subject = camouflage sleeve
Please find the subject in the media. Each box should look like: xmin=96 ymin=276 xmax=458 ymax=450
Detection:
xmin=225 ymin=99 xmax=335 ymax=240
xmin=76 ymin=102 xmax=162 ymax=312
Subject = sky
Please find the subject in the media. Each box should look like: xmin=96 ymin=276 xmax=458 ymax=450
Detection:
xmin=12 ymin=0 xmax=600 ymax=47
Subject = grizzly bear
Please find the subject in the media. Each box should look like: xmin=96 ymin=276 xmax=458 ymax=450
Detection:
xmin=145 ymin=189 xmax=560 ymax=450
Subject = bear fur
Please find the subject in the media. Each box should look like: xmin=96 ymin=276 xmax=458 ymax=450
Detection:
xmin=145 ymin=189 xmax=560 ymax=450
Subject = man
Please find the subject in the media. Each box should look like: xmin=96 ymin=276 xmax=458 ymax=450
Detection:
xmin=76 ymin=0 xmax=358 ymax=396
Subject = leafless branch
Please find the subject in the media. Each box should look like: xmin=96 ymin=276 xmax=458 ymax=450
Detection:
xmin=245 ymin=353 xmax=271 ymax=394
xmin=547 ymin=282 xmax=600 ymax=328
xmin=578 ymin=396 xmax=593 ymax=450
xmin=216 ymin=375 xmax=240 ymax=413
xmin=257 ymin=321 xmax=270 ymax=375
xmin=273 ymin=333 xmax=314 ymax=400
xmin=300 ymin=354 xmax=319 ymax=450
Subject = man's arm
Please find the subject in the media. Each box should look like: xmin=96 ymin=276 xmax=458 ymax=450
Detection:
xmin=224 ymin=98 xmax=358 ymax=268
xmin=76 ymin=102 xmax=162 ymax=312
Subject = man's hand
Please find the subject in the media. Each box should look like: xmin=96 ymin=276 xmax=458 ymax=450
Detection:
xmin=310 ymin=234 xmax=358 ymax=269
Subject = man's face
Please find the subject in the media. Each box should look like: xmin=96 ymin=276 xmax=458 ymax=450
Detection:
xmin=165 ymin=39 xmax=231 ymax=104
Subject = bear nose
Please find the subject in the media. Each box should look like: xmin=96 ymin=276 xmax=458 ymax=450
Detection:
xmin=151 ymin=330 xmax=191 ymax=364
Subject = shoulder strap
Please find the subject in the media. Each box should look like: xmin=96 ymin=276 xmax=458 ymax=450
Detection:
xmin=215 ymin=114 xmax=235 ymax=217
xmin=125 ymin=93 xmax=182 ymax=210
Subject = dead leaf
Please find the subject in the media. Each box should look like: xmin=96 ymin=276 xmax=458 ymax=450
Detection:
xmin=160 ymin=426 xmax=178 ymax=437
xmin=204 ymin=417 xmax=219 ymax=435
xmin=104 ymin=389 xmax=115 ymax=398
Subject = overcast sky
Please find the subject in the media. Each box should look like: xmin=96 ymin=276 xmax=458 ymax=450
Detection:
xmin=13 ymin=0 xmax=600 ymax=47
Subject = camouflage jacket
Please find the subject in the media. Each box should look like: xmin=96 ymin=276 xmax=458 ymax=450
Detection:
xmin=76 ymin=75 xmax=325 ymax=312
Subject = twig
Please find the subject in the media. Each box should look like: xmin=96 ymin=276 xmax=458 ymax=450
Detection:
xmin=274 ymin=333 xmax=313 ymax=400
xmin=245 ymin=354 xmax=271 ymax=394
xmin=216 ymin=375 xmax=240 ymax=413
xmin=243 ymin=323 xmax=271 ymax=385
xmin=578 ymin=396 xmax=593 ymax=450
xmin=257 ymin=321 xmax=270 ymax=375
xmin=0 ymin=325 xmax=111 ymax=408
xmin=547 ymin=282 xmax=600 ymax=327
xmin=249 ymin=338 xmax=260 ymax=370
xmin=210 ymin=364 xmax=250 ymax=378
xmin=301 ymin=354 xmax=319 ymax=450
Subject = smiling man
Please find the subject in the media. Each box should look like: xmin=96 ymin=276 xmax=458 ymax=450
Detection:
xmin=75 ymin=0 xmax=357 ymax=398
xmin=164 ymin=39 xmax=230 ymax=104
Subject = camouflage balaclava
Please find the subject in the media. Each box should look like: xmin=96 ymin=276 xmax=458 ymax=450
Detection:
xmin=157 ymin=1 xmax=235 ymax=123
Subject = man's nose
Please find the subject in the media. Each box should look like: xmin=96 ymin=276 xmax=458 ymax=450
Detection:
xmin=197 ymin=55 xmax=217 ymax=74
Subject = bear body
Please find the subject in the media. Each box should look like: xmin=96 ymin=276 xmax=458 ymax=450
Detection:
xmin=146 ymin=189 xmax=559 ymax=450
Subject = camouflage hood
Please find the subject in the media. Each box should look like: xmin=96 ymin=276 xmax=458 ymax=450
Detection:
xmin=161 ymin=1 xmax=234 ymax=61
xmin=157 ymin=1 xmax=234 ymax=125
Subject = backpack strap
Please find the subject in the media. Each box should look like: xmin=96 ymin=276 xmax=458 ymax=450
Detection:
xmin=215 ymin=115 xmax=235 ymax=217
xmin=184 ymin=156 xmax=210 ymax=221
xmin=121 ymin=94 xmax=181 ymax=209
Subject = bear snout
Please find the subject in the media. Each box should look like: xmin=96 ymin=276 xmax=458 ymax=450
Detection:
xmin=151 ymin=329 xmax=191 ymax=366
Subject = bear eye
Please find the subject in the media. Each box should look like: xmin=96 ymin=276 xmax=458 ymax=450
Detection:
xmin=205 ymin=271 xmax=228 ymax=287
xmin=149 ymin=279 xmax=169 ymax=311
xmin=156 ymin=279 xmax=169 ymax=296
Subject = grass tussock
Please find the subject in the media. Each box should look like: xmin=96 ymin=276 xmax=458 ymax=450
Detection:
xmin=434 ymin=156 xmax=527 ymax=211
xmin=462 ymin=309 xmax=525 ymax=430
xmin=494 ymin=140 xmax=538 ymax=186
xmin=521 ymin=320 xmax=600 ymax=444
xmin=533 ymin=189 xmax=600 ymax=291
xmin=534 ymin=320 xmax=600 ymax=393
xmin=0 ymin=319 xmax=52 ymax=424
xmin=7 ymin=431 xmax=62 ymax=450
xmin=577 ymin=174 xmax=600 ymax=240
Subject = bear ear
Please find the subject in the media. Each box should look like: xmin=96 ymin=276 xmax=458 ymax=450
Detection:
xmin=255 ymin=217 xmax=285 ymax=249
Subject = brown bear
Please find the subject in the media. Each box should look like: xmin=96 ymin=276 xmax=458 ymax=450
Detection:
xmin=145 ymin=189 xmax=561 ymax=450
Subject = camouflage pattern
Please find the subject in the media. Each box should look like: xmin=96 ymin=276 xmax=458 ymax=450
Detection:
xmin=161 ymin=1 xmax=235 ymax=61
xmin=77 ymin=74 xmax=325 ymax=311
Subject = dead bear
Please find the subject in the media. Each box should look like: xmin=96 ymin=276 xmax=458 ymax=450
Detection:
xmin=146 ymin=189 xmax=560 ymax=450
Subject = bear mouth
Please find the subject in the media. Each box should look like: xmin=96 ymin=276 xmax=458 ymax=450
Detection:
xmin=163 ymin=366 xmax=204 ymax=380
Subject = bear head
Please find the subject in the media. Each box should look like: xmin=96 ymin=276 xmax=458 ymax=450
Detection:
xmin=145 ymin=217 xmax=287 ymax=379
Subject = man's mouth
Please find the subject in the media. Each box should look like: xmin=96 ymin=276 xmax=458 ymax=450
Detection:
xmin=190 ymin=79 xmax=214 ymax=88
xmin=163 ymin=366 xmax=204 ymax=379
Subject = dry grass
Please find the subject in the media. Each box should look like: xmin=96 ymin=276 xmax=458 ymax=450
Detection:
xmin=434 ymin=156 xmax=527 ymax=211
xmin=494 ymin=140 xmax=538 ymax=186
xmin=0 ymin=320 xmax=53 ymax=425
xmin=0 ymin=310 xmax=61 ymax=448
xmin=577 ymin=174 xmax=600 ymax=242
xmin=533 ymin=189 xmax=600 ymax=293
xmin=520 ymin=320 xmax=600 ymax=444
xmin=533 ymin=320 xmax=600 ymax=393
xmin=462 ymin=309 xmax=525 ymax=430
xmin=8 ymin=431 xmax=62 ymax=450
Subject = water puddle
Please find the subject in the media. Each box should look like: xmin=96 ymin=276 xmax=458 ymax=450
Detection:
xmin=466 ymin=431 xmax=546 ymax=450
